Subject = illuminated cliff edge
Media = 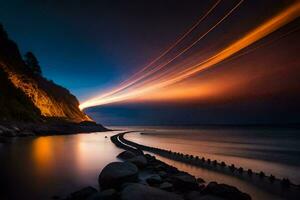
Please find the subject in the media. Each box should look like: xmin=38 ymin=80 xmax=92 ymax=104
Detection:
xmin=0 ymin=24 xmax=91 ymax=123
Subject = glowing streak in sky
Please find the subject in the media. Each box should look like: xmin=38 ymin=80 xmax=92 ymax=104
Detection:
xmin=84 ymin=0 xmax=222 ymax=100
xmin=113 ymin=0 xmax=243 ymax=94
xmin=80 ymin=2 xmax=300 ymax=109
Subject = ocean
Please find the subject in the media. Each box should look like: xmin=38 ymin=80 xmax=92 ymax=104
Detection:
xmin=0 ymin=126 xmax=299 ymax=200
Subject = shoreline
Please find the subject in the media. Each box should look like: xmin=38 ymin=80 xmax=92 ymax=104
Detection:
xmin=116 ymin=131 xmax=300 ymax=200
xmin=60 ymin=132 xmax=252 ymax=200
xmin=2 ymin=129 xmax=299 ymax=199
xmin=0 ymin=121 xmax=109 ymax=138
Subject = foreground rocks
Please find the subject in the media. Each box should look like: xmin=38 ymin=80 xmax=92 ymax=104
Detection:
xmin=98 ymin=162 xmax=138 ymax=189
xmin=63 ymin=150 xmax=251 ymax=200
xmin=121 ymin=183 xmax=183 ymax=200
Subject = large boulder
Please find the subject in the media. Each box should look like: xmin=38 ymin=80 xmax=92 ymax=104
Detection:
xmin=202 ymin=182 xmax=251 ymax=200
xmin=128 ymin=155 xmax=148 ymax=168
xmin=121 ymin=183 xmax=183 ymax=200
xmin=98 ymin=162 xmax=138 ymax=189
xmin=65 ymin=186 xmax=97 ymax=200
xmin=87 ymin=189 xmax=117 ymax=200
xmin=185 ymin=191 xmax=225 ymax=200
xmin=146 ymin=174 xmax=162 ymax=185
xmin=170 ymin=173 xmax=199 ymax=190
xmin=159 ymin=182 xmax=173 ymax=191
xmin=117 ymin=150 xmax=137 ymax=160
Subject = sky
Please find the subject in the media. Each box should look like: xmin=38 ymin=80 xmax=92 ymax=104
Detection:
xmin=0 ymin=0 xmax=300 ymax=125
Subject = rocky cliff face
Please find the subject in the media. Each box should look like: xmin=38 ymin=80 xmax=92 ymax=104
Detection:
xmin=0 ymin=24 xmax=91 ymax=123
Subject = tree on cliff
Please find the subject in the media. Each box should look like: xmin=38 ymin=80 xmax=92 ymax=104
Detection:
xmin=0 ymin=23 xmax=8 ymax=39
xmin=24 ymin=51 xmax=42 ymax=75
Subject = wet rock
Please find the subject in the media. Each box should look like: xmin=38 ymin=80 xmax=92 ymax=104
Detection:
xmin=19 ymin=131 xmax=35 ymax=137
xmin=197 ymin=196 xmax=225 ymax=200
xmin=158 ymin=170 xmax=168 ymax=178
xmin=117 ymin=150 xmax=136 ymax=160
xmin=98 ymin=162 xmax=138 ymax=189
xmin=197 ymin=177 xmax=205 ymax=184
xmin=186 ymin=191 xmax=225 ymax=200
xmin=154 ymin=163 xmax=179 ymax=174
xmin=128 ymin=155 xmax=148 ymax=168
xmin=185 ymin=191 xmax=201 ymax=200
xmin=87 ymin=189 xmax=117 ymax=200
xmin=0 ymin=125 xmax=15 ymax=137
xmin=146 ymin=174 xmax=162 ymax=185
xmin=159 ymin=182 xmax=173 ymax=191
xmin=171 ymin=173 xmax=199 ymax=190
xmin=121 ymin=183 xmax=183 ymax=200
xmin=65 ymin=186 xmax=97 ymax=200
xmin=144 ymin=154 xmax=156 ymax=162
xmin=202 ymin=182 xmax=251 ymax=200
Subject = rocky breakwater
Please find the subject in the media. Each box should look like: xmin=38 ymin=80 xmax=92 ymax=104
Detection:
xmin=116 ymin=132 xmax=300 ymax=199
xmin=62 ymin=148 xmax=251 ymax=200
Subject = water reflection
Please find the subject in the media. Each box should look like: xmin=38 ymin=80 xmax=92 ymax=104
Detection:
xmin=0 ymin=131 xmax=123 ymax=200
xmin=152 ymin=154 xmax=282 ymax=200
xmin=124 ymin=128 xmax=300 ymax=183
xmin=32 ymin=137 xmax=55 ymax=175
xmin=122 ymin=127 xmax=300 ymax=200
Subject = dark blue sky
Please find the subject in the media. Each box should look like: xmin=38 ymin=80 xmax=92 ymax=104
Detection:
xmin=0 ymin=0 xmax=213 ymax=100
xmin=1 ymin=0 xmax=299 ymax=125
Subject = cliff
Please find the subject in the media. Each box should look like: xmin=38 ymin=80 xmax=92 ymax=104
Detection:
xmin=0 ymin=24 xmax=92 ymax=123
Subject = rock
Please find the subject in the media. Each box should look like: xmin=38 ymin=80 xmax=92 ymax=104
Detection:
xmin=66 ymin=186 xmax=97 ymax=200
xmin=87 ymin=189 xmax=117 ymax=200
xmin=159 ymin=182 xmax=173 ymax=191
xmin=121 ymin=183 xmax=183 ymax=200
xmin=144 ymin=154 xmax=156 ymax=162
xmin=185 ymin=191 xmax=201 ymax=200
xmin=197 ymin=177 xmax=205 ymax=184
xmin=128 ymin=155 xmax=148 ymax=168
xmin=12 ymin=126 xmax=20 ymax=131
xmin=98 ymin=162 xmax=138 ymax=189
xmin=186 ymin=191 xmax=225 ymax=200
xmin=158 ymin=170 xmax=168 ymax=178
xmin=202 ymin=182 xmax=251 ymax=200
xmin=171 ymin=173 xmax=199 ymax=190
xmin=19 ymin=131 xmax=35 ymax=137
xmin=0 ymin=125 xmax=15 ymax=136
xmin=197 ymin=195 xmax=225 ymax=200
xmin=146 ymin=174 xmax=162 ymax=185
xmin=117 ymin=150 xmax=137 ymax=160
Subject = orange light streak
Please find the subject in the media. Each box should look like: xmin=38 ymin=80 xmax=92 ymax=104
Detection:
xmin=81 ymin=0 xmax=222 ymax=101
xmin=80 ymin=2 xmax=300 ymax=109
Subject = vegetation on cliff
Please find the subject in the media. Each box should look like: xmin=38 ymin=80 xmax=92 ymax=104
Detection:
xmin=0 ymin=23 xmax=91 ymax=123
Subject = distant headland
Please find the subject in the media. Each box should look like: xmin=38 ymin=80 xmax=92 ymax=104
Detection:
xmin=0 ymin=24 xmax=107 ymax=137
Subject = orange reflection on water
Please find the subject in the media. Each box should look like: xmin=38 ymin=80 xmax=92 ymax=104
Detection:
xmin=31 ymin=136 xmax=66 ymax=177
xmin=74 ymin=133 xmax=122 ymax=173
xmin=32 ymin=137 xmax=55 ymax=173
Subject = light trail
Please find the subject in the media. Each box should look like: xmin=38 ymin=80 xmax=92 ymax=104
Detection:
xmin=115 ymin=0 xmax=243 ymax=93
xmin=80 ymin=2 xmax=300 ymax=109
xmin=121 ymin=0 xmax=222 ymax=84
xmin=109 ymin=0 xmax=244 ymax=93
xmin=82 ymin=0 xmax=221 ymax=101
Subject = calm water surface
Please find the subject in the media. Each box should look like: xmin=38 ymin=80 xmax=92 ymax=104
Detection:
xmin=123 ymin=126 xmax=300 ymax=183
xmin=1 ymin=127 xmax=299 ymax=200
xmin=0 ymin=131 xmax=122 ymax=200
xmin=122 ymin=126 xmax=300 ymax=200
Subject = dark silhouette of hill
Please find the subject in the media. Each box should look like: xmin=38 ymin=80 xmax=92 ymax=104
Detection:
xmin=0 ymin=24 xmax=106 ymax=135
